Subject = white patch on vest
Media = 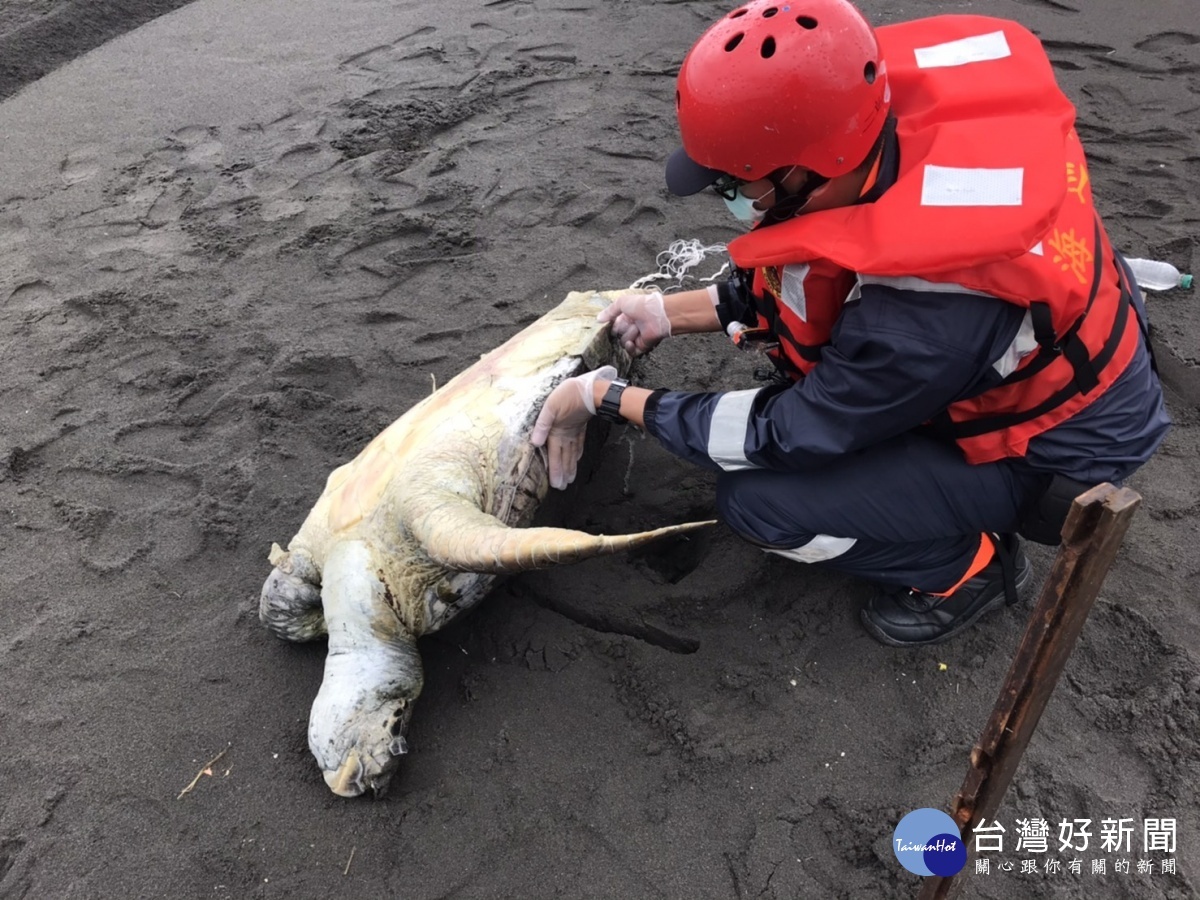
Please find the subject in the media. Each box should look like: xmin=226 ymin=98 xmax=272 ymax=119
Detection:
xmin=992 ymin=309 xmax=1038 ymax=379
xmin=769 ymin=535 xmax=858 ymax=564
xmin=914 ymin=31 xmax=1012 ymax=69
xmin=921 ymin=165 xmax=1024 ymax=207
xmin=1030 ymin=241 xmax=1044 ymax=256
xmin=780 ymin=263 xmax=811 ymax=323
xmin=707 ymin=389 xmax=762 ymax=472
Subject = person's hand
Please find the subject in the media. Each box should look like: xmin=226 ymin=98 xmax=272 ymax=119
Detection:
xmin=530 ymin=366 xmax=617 ymax=490
xmin=598 ymin=291 xmax=670 ymax=357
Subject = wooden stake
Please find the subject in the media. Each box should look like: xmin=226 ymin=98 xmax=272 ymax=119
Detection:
xmin=917 ymin=483 xmax=1141 ymax=900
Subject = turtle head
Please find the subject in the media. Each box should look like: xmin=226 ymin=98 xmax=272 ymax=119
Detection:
xmin=307 ymin=628 xmax=423 ymax=799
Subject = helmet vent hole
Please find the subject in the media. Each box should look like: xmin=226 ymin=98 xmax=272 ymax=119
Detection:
xmin=797 ymin=15 xmax=818 ymax=29
xmin=864 ymin=61 xmax=877 ymax=84
xmin=761 ymin=36 xmax=776 ymax=58
xmin=763 ymin=6 xmax=778 ymax=17
xmin=725 ymin=33 xmax=744 ymax=52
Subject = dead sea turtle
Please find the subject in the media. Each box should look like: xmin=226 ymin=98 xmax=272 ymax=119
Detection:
xmin=260 ymin=290 xmax=712 ymax=798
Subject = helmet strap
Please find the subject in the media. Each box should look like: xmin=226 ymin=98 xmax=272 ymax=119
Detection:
xmin=761 ymin=170 xmax=829 ymax=226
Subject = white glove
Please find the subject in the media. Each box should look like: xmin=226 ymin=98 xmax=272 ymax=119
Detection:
xmin=530 ymin=365 xmax=618 ymax=490
xmin=597 ymin=291 xmax=671 ymax=357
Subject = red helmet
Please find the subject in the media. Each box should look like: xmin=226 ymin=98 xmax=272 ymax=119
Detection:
xmin=670 ymin=0 xmax=889 ymax=191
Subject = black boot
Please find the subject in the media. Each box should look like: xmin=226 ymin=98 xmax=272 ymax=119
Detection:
xmin=860 ymin=534 xmax=1034 ymax=647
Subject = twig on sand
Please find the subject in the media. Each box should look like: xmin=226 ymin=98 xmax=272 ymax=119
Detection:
xmin=177 ymin=744 xmax=231 ymax=800
xmin=343 ymin=846 xmax=356 ymax=876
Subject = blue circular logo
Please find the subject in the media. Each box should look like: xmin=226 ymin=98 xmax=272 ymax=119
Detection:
xmin=892 ymin=809 xmax=967 ymax=877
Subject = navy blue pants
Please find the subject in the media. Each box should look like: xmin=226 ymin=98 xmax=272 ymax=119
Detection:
xmin=716 ymin=433 xmax=1049 ymax=592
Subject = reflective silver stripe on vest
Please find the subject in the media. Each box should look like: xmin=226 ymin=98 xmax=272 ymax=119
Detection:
xmin=921 ymin=165 xmax=1024 ymax=207
xmin=707 ymin=389 xmax=762 ymax=471
xmin=780 ymin=263 xmax=811 ymax=323
xmin=768 ymin=535 xmax=858 ymax=564
xmin=914 ymin=30 xmax=1012 ymax=69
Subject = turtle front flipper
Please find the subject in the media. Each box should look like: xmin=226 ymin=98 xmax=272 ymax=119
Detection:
xmin=307 ymin=539 xmax=423 ymax=798
xmin=259 ymin=544 xmax=326 ymax=642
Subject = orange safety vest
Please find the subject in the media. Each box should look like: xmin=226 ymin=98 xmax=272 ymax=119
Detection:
xmin=745 ymin=261 xmax=855 ymax=377
xmin=727 ymin=15 xmax=1140 ymax=465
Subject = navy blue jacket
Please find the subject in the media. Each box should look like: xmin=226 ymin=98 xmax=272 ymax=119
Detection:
xmin=643 ymin=271 xmax=1169 ymax=485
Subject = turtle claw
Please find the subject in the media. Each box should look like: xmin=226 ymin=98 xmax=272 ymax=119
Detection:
xmin=322 ymin=721 xmax=410 ymax=797
xmin=324 ymin=753 xmax=367 ymax=798
xmin=322 ymin=751 xmax=392 ymax=799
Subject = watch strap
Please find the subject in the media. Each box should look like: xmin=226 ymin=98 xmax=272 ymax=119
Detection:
xmin=597 ymin=377 xmax=629 ymax=424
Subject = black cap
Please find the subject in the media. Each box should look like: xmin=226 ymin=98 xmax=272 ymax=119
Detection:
xmin=665 ymin=147 xmax=724 ymax=196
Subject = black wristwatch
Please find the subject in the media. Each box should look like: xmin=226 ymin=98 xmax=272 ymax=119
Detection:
xmin=597 ymin=377 xmax=629 ymax=424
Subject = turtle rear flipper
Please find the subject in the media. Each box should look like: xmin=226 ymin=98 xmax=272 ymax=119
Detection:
xmin=260 ymin=544 xmax=326 ymax=642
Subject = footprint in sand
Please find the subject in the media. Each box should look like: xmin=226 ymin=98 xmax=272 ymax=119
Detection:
xmin=0 ymin=212 xmax=28 ymax=247
xmin=165 ymin=124 xmax=225 ymax=172
xmin=184 ymin=140 xmax=225 ymax=170
xmin=59 ymin=148 xmax=100 ymax=185
xmin=6 ymin=279 xmax=55 ymax=313
xmin=170 ymin=124 xmax=216 ymax=147
xmin=52 ymin=453 xmax=210 ymax=570
xmin=338 ymin=26 xmax=438 ymax=75
xmin=1135 ymin=32 xmax=1200 ymax=53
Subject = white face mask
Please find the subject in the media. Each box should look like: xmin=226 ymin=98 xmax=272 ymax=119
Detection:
xmin=721 ymin=170 xmax=796 ymax=224
xmin=723 ymin=186 xmax=769 ymax=223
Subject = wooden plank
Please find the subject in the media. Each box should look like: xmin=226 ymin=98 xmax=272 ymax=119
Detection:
xmin=917 ymin=483 xmax=1141 ymax=899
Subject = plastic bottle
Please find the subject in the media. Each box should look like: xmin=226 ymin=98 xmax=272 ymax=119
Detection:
xmin=1125 ymin=257 xmax=1194 ymax=291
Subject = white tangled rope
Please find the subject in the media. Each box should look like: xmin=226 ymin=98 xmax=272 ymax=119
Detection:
xmin=629 ymin=238 xmax=729 ymax=293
